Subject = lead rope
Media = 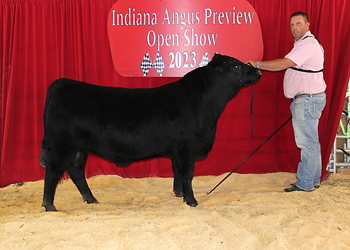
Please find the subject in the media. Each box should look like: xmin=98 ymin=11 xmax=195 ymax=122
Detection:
xmin=246 ymin=62 xmax=254 ymax=137
xmin=206 ymin=115 xmax=292 ymax=195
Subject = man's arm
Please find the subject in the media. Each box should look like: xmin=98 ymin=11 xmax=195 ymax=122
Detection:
xmin=246 ymin=58 xmax=296 ymax=72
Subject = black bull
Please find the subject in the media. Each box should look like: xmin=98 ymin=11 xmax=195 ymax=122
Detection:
xmin=39 ymin=54 xmax=261 ymax=211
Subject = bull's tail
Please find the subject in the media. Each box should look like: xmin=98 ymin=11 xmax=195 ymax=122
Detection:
xmin=39 ymin=78 xmax=68 ymax=167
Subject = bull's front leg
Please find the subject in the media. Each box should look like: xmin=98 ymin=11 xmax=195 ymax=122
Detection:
xmin=173 ymin=149 xmax=198 ymax=207
xmin=181 ymin=171 xmax=197 ymax=207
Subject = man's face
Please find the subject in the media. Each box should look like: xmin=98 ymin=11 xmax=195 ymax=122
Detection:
xmin=290 ymin=15 xmax=310 ymax=41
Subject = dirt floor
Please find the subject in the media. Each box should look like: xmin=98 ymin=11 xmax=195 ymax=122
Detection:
xmin=1 ymin=172 xmax=350 ymax=249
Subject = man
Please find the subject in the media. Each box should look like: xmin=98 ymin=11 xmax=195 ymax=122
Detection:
xmin=246 ymin=11 xmax=326 ymax=192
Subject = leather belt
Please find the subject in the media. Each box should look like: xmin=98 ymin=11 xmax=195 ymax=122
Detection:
xmin=293 ymin=92 xmax=324 ymax=100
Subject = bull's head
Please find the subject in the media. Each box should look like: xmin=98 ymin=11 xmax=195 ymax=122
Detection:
xmin=208 ymin=53 xmax=262 ymax=87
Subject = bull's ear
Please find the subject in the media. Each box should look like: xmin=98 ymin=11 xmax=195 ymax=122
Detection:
xmin=208 ymin=53 xmax=221 ymax=69
xmin=208 ymin=54 xmax=230 ymax=74
xmin=211 ymin=53 xmax=221 ymax=61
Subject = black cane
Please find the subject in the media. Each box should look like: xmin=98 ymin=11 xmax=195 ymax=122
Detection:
xmin=206 ymin=115 xmax=292 ymax=195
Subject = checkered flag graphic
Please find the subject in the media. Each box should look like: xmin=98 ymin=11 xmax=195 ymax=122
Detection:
xmin=140 ymin=53 xmax=165 ymax=76
xmin=140 ymin=53 xmax=152 ymax=76
xmin=199 ymin=52 xmax=210 ymax=67
xmin=153 ymin=53 xmax=165 ymax=76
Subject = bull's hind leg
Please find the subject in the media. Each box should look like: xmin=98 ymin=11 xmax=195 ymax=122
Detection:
xmin=42 ymin=162 xmax=65 ymax=212
xmin=66 ymin=151 xmax=98 ymax=204
xmin=171 ymin=158 xmax=183 ymax=197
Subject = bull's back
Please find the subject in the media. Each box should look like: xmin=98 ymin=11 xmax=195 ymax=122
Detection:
xmin=45 ymin=79 xmax=204 ymax=161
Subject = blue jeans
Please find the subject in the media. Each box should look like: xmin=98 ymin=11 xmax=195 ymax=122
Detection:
xmin=290 ymin=93 xmax=326 ymax=191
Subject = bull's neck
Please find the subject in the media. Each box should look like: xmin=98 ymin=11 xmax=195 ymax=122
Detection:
xmin=205 ymin=72 xmax=241 ymax=116
xmin=186 ymin=70 xmax=241 ymax=121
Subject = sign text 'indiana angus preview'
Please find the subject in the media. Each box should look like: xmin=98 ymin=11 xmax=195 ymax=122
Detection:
xmin=108 ymin=0 xmax=263 ymax=77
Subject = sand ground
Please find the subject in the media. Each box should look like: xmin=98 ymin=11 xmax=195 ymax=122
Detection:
xmin=1 ymin=172 xmax=350 ymax=249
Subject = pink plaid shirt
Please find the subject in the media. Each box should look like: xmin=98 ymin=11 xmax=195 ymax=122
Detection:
xmin=283 ymin=31 xmax=326 ymax=99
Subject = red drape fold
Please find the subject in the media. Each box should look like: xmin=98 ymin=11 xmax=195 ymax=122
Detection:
xmin=1 ymin=0 xmax=350 ymax=187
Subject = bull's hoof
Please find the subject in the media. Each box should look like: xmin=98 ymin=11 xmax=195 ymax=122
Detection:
xmin=187 ymin=201 xmax=198 ymax=207
xmin=184 ymin=198 xmax=198 ymax=207
xmin=82 ymin=194 xmax=99 ymax=204
xmin=85 ymin=197 xmax=99 ymax=204
xmin=174 ymin=191 xmax=183 ymax=197
xmin=42 ymin=204 xmax=58 ymax=212
xmin=87 ymin=199 xmax=99 ymax=204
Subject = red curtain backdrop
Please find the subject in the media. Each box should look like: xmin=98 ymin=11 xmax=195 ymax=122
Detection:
xmin=1 ymin=0 xmax=350 ymax=187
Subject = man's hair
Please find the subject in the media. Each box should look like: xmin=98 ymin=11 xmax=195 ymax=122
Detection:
xmin=291 ymin=12 xmax=309 ymax=22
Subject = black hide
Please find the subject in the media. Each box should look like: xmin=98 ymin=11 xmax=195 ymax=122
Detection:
xmin=40 ymin=53 xmax=261 ymax=211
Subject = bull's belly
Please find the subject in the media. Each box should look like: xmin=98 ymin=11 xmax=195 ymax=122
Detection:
xmin=88 ymin=139 xmax=213 ymax=166
xmin=90 ymin=146 xmax=166 ymax=167
xmin=77 ymin=126 xmax=215 ymax=165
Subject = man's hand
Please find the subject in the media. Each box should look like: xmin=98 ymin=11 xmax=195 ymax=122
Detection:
xmin=245 ymin=60 xmax=257 ymax=68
